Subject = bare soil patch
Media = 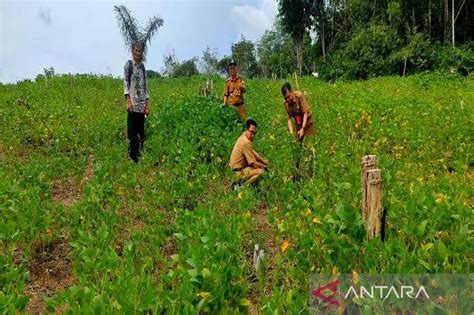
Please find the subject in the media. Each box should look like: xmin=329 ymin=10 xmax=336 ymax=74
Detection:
xmin=52 ymin=154 xmax=94 ymax=207
xmin=25 ymin=234 xmax=73 ymax=314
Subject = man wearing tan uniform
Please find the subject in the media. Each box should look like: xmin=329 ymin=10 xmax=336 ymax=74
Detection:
xmin=229 ymin=119 xmax=268 ymax=185
xmin=223 ymin=60 xmax=246 ymax=120
xmin=281 ymin=82 xmax=316 ymax=141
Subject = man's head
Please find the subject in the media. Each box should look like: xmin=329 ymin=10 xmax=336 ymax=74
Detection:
xmin=132 ymin=41 xmax=143 ymax=63
xmin=228 ymin=60 xmax=238 ymax=77
xmin=281 ymin=82 xmax=293 ymax=103
xmin=245 ymin=119 xmax=258 ymax=142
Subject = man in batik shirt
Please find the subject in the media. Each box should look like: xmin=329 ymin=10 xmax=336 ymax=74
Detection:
xmin=124 ymin=41 xmax=150 ymax=163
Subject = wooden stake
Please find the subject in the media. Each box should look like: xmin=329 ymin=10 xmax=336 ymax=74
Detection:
xmin=366 ymin=169 xmax=383 ymax=240
xmin=361 ymin=155 xmax=377 ymax=225
xmin=294 ymin=72 xmax=300 ymax=91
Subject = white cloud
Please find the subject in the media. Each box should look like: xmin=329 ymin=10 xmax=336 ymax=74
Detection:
xmin=0 ymin=0 xmax=277 ymax=83
xmin=231 ymin=0 xmax=278 ymax=42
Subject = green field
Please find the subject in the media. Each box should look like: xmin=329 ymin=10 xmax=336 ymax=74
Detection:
xmin=1 ymin=74 xmax=473 ymax=313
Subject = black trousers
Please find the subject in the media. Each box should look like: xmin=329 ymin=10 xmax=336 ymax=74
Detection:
xmin=127 ymin=112 xmax=145 ymax=163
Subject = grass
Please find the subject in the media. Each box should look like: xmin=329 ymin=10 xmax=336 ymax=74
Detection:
xmin=0 ymin=73 xmax=472 ymax=313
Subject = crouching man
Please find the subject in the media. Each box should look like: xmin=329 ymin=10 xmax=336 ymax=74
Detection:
xmin=229 ymin=119 xmax=269 ymax=185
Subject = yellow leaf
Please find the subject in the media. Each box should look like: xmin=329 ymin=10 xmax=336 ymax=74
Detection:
xmin=269 ymin=134 xmax=275 ymax=141
xmin=237 ymin=192 xmax=243 ymax=200
xmin=313 ymin=216 xmax=322 ymax=224
xmin=197 ymin=291 xmax=211 ymax=299
xmin=280 ymin=240 xmax=289 ymax=253
xmin=352 ymin=270 xmax=359 ymax=285
xmin=239 ymin=298 xmax=251 ymax=306
xmin=435 ymin=193 xmax=447 ymax=204
xmin=332 ymin=266 xmax=338 ymax=275
xmin=111 ymin=298 xmax=122 ymax=310
xmin=304 ymin=208 xmax=312 ymax=216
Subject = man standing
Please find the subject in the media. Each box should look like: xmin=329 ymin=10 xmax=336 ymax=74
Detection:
xmin=281 ymin=82 xmax=316 ymax=142
xmin=124 ymin=41 xmax=150 ymax=163
xmin=223 ymin=60 xmax=246 ymax=120
xmin=229 ymin=119 xmax=268 ymax=185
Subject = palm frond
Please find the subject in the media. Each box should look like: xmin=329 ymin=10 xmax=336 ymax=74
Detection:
xmin=114 ymin=5 xmax=140 ymax=51
xmin=114 ymin=5 xmax=163 ymax=62
xmin=140 ymin=15 xmax=164 ymax=59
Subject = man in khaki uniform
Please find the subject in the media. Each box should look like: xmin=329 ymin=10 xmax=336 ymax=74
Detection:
xmin=229 ymin=119 xmax=268 ymax=184
xmin=281 ymin=82 xmax=316 ymax=142
xmin=223 ymin=60 xmax=246 ymax=120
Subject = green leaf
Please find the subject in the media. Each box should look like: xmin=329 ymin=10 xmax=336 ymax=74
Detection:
xmin=173 ymin=233 xmax=185 ymax=240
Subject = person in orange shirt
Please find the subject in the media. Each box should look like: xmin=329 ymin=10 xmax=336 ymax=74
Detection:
xmin=281 ymin=82 xmax=316 ymax=142
xmin=223 ymin=60 xmax=246 ymax=120
xmin=229 ymin=119 xmax=268 ymax=185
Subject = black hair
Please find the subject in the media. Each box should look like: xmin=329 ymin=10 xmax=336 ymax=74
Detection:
xmin=246 ymin=119 xmax=257 ymax=129
xmin=132 ymin=41 xmax=143 ymax=51
xmin=281 ymin=82 xmax=292 ymax=95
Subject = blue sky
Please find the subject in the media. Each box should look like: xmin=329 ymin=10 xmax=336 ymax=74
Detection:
xmin=0 ymin=0 xmax=278 ymax=83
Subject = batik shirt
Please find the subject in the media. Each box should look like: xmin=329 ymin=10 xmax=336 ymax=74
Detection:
xmin=124 ymin=60 xmax=149 ymax=113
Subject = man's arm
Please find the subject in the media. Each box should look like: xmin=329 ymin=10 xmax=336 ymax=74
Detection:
xmin=144 ymin=65 xmax=150 ymax=116
xmin=297 ymin=94 xmax=311 ymax=138
xmin=243 ymin=143 xmax=266 ymax=169
xmin=144 ymin=98 xmax=150 ymax=116
xmin=223 ymin=83 xmax=228 ymax=105
xmin=124 ymin=61 xmax=132 ymax=111
xmin=239 ymin=78 xmax=246 ymax=94
xmin=287 ymin=118 xmax=294 ymax=135
xmin=254 ymin=152 xmax=268 ymax=167
xmin=297 ymin=112 xmax=308 ymax=139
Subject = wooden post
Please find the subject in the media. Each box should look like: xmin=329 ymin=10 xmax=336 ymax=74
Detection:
xmin=361 ymin=155 xmax=384 ymax=240
xmin=366 ymin=169 xmax=383 ymax=240
xmin=361 ymin=155 xmax=377 ymax=224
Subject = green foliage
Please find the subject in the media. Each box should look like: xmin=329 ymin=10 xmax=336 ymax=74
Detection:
xmin=231 ymin=36 xmax=259 ymax=78
xmin=145 ymin=69 xmax=161 ymax=79
xmin=0 ymin=74 xmax=472 ymax=312
xmin=257 ymin=23 xmax=295 ymax=78
xmin=200 ymin=46 xmax=220 ymax=76
xmin=173 ymin=59 xmax=199 ymax=77
xmin=342 ymin=24 xmax=401 ymax=79
xmin=162 ymin=51 xmax=199 ymax=77
xmin=390 ymin=32 xmax=434 ymax=74
xmin=270 ymin=0 xmax=474 ymax=80
xmin=433 ymin=44 xmax=474 ymax=76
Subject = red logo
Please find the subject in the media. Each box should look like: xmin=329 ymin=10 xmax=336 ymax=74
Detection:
xmin=312 ymin=279 xmax=340 ymax=307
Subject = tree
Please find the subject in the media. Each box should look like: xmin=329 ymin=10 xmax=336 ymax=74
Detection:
xmin=162 ymin=51 xmax=199 ymax=77
xmin=217 ymin=56 xmax=232 ymax=77
xmin=231 ymin=35 xmax=259 ymax=78
xmin=200 ymin=46 xmax=219 ymax=75
xmin=257 ymin=20 xmax=294 ymax=78
xmin=114 ymin=5 xmax=163 ymax=61
xmin=162 ymin=50 xmax=179 ymax=77
xmin=278 ymin=0 xmax=314 ymax=75
xmin=173 ymin=58 xmax=199 ymax=77
xmin=146 ymin=69 xmax=161 ymax=79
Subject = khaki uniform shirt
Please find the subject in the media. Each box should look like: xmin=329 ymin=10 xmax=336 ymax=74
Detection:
xmin=284 ymin=91 xmax=314 ymax=128
xmin=229 ymin=133 xmax=258 ymax=170
xmin=223 ymin=75 xmax=245 ymax=106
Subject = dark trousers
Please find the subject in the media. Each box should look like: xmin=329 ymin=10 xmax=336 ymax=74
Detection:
xmin=127 ymin=112 xmax=145 ymax=163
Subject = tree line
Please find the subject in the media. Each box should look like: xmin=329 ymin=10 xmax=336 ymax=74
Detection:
xmin=156 ymin=0 xmax=473 ymax=80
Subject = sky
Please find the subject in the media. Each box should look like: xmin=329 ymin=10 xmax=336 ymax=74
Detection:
xmin=0 ymin=0 xmax=278 ymax=83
